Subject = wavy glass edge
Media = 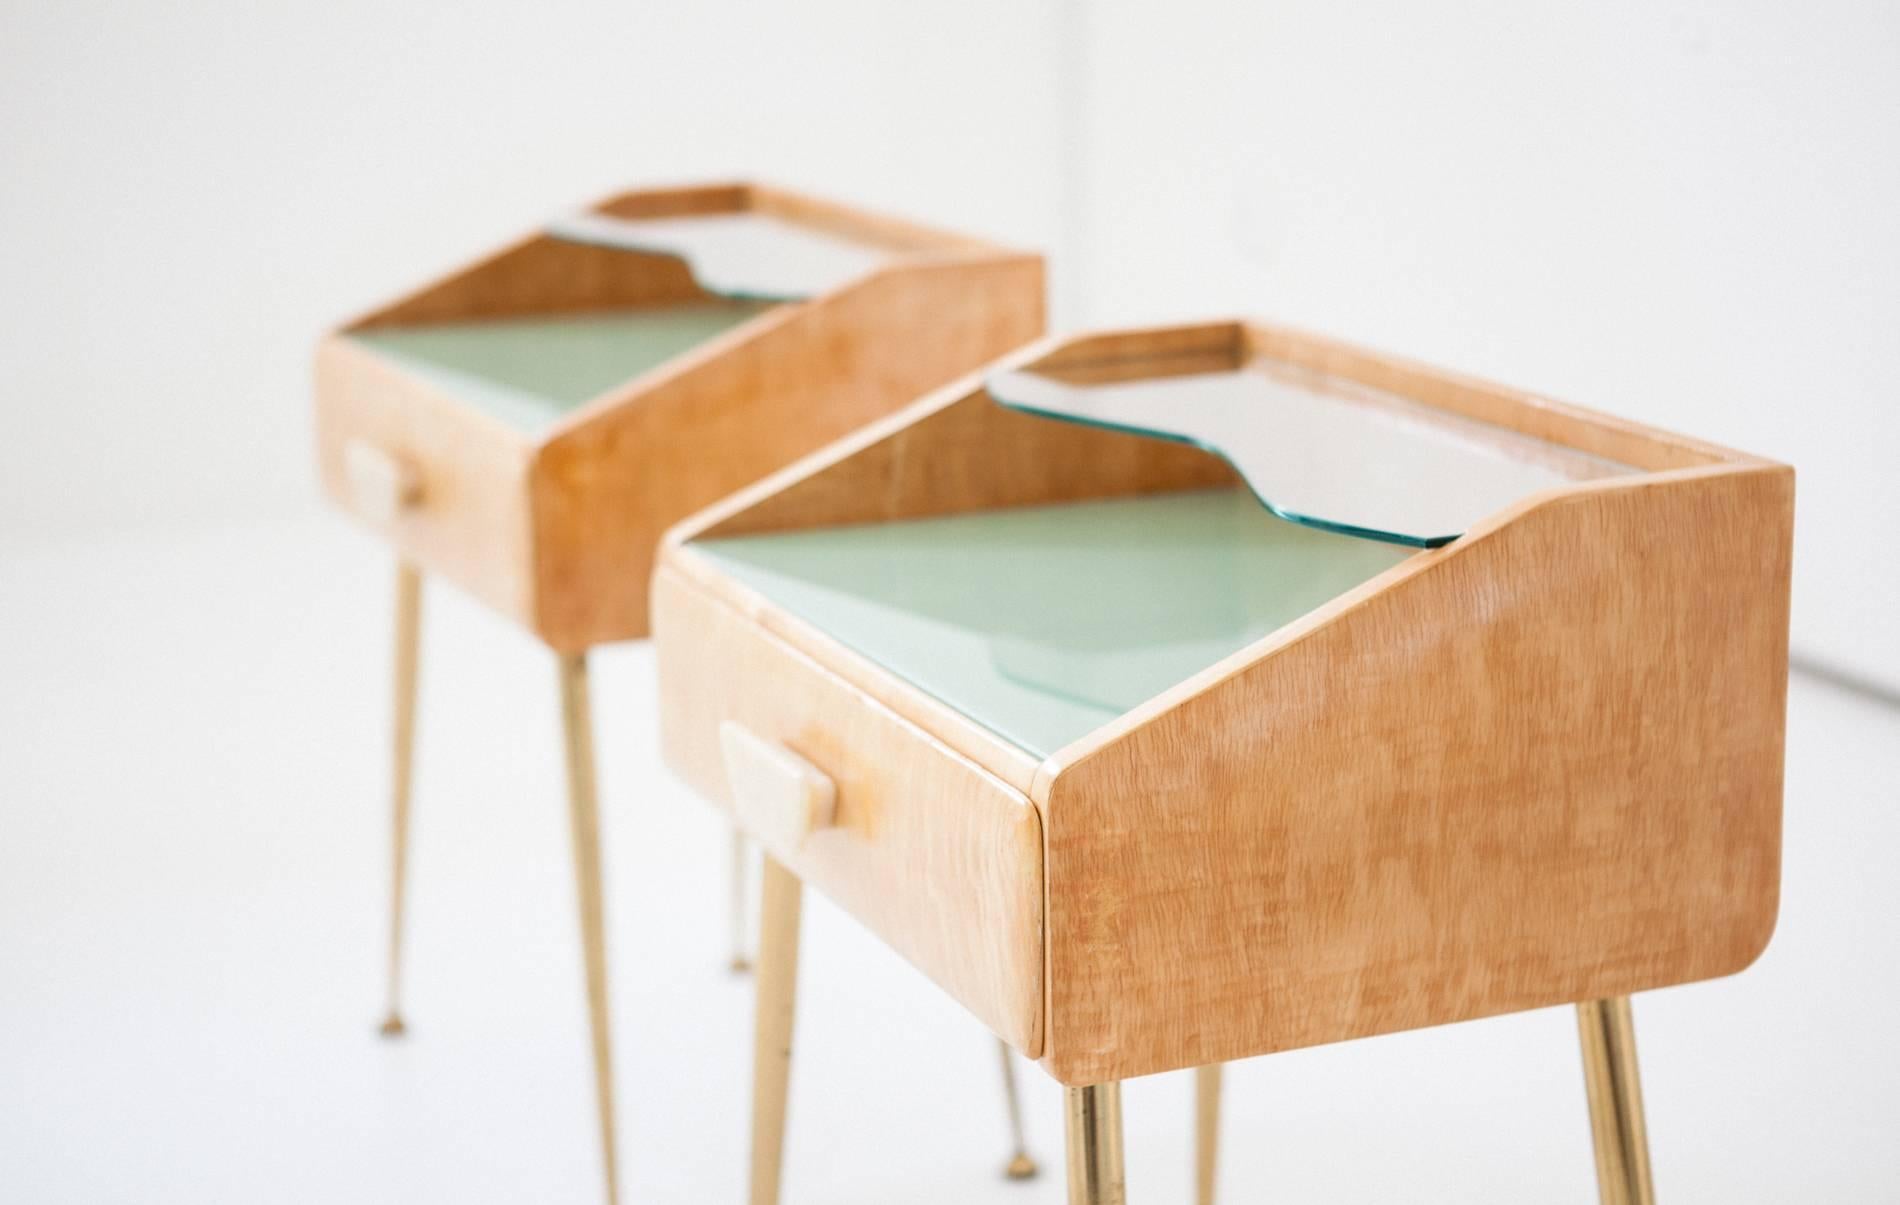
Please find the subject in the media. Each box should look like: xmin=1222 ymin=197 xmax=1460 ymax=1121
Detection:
xmin=546 ymin=210 xmax=887 ymax=303
xmin=985 ymin=366 xmax=1633 ymax=548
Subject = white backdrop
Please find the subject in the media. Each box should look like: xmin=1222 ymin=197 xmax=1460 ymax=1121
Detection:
xmin=2 ymin=0 xmax=1894 ymax=688
xmin=1066 ymin=0 xmax=1899 ymax=690
xmin=0 ymin=0 xmax=1072 ymax=536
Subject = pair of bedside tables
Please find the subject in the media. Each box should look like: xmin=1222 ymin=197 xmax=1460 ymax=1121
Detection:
xmin=316 ymin=183 xmax=1792 ymax=1205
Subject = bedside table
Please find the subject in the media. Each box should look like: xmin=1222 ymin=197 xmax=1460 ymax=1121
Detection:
xmin=654 ymin=320 xmax=1791 ymax=1205
xmin=314 ymin=181 xmax=1045 ymax=1203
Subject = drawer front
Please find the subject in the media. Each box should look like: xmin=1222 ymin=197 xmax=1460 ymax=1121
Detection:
xmin=653 ymin=565 xmax=1044 ymax=1055
xmin=314 ymin=336 xmax=536 ymax=627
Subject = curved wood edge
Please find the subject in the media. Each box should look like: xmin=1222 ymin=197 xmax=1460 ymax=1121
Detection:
xmin=1032 ymin=461 xmax=1794 ymax=1085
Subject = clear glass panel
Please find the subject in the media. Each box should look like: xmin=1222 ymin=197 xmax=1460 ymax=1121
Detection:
xmin=692 ymin=488 xmax=1412 ymax=757
xmin=547 ymin=211 xmax=887 ymax=301
xmin=987 ymin=364 xmax=1632 ymax=547
xmin=350 ymin=301 xmax=772 ymax=431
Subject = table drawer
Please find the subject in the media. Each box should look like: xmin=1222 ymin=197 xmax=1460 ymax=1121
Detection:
xmin=653 ymin=564 xmax=1043 ymax=1055
xmin=314 ymin=335 xmax=536 ymax=626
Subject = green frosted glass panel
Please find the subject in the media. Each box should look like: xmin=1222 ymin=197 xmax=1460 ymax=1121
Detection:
xmin=693 ymin=489 xmax=1413 ymax=758
xmin=351 ymin=302 xmax=771 ymax=432
xmin=988 ymin=366 xmax=1633 ymax=548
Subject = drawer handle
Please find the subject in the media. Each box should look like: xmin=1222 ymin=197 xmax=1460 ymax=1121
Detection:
xmin=343 ymin=439 xmax=422 ymax=523
xmin=720 ymin=722 xmax=836 ymax=854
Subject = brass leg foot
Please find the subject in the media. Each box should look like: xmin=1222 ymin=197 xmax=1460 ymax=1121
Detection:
xmin=998 ymin=1037 xmax=1039 ymax=1180
xmin=751 ymin=855 xmax=803 ymax=1205
xmin=1577 ymin=997 xmax=1655 ymax=1205
xmin=1194 ymin=1064 xmax=1222 ymax=1205
xmin=1064 ymin=1082 xmax=1126 ymax=1205
xmin=559 ymin=655 xmax=620 ymax=1205
xmin=729 ymin=828 xmax=752 ymax=974
xmin=380 ymin=561 xmax=421 ymax=1039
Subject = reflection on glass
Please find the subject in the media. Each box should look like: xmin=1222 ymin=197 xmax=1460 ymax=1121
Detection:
xmin=351 ymin=302 xmax=773 ymax=431
xmin=547 ymin=211 xmax=887 ymax=301
xmin=692 ymin=489 xmax=1412 ymax=757
xmin=987 ymin=364 xmax=1632 ymax=547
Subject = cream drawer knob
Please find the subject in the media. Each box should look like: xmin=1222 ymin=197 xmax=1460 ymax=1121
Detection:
xmin=343 ymin=439 xmax=422 ymax=523
xmin=720 ymin=722 xmax=836 ymax=854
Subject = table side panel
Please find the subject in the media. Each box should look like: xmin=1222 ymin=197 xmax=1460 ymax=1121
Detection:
xmin=1038 ymin=464 xmax=1793 ymax=1084
xmin=653 ymin=565 xmax=1046 ymax=1055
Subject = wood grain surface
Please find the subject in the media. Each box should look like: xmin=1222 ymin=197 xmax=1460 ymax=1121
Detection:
xmin=656 ymin=319 xmax=1793 ymax=1084
xmin=314 ymin=182 xmax=1043 ymax=649
xmin=530 ymin=252 xmax=1044 ymax=650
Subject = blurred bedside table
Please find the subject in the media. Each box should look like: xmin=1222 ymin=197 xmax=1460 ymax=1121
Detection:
xmin=653 ymin=320 xmax=1792 ymax=1205
xmin=312 ymin=181 xmax=1044 ymax=1203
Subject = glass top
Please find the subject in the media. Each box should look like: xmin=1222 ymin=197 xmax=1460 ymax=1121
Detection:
xmin=987 ymin=364 xmax=1632 ymax=547
xmin=350 ymin=301 xmax=771 ymax=431
xmin=547 ymin=211 xmax=888 ymax=301
xmin=692 ymin=488 xmax=1412 ymax=758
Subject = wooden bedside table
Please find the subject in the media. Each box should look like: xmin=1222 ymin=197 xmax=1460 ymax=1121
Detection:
xmin=653 ymin=320 xmax=1792 ymax=1205
xmin=313 ymin=182 xmax=1044 ymax=1203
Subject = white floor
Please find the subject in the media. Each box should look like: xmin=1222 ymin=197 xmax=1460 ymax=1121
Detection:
xmin=1 ymin=515 xmax=1895 ymax=1203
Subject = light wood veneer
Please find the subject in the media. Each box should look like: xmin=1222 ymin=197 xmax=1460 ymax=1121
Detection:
xmin=657 ymin=320 xmax=1793 ymax=1084
xmin=315 ymin=181 xmax=1044 ymax=651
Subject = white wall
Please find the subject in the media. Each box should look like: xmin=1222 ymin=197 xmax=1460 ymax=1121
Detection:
xmin=0 ymin=0 xmax=1071 ymax=541
xmin=4 ymin=1 xmax=1892 ymax=688
xmin=1069 ymin=0 xmax=1900 ymax=689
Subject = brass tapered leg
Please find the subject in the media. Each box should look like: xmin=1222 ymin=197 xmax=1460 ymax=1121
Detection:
xmin=1194 ymin=1064 xmax=1222 ymax=1205
xmin=378 ymin=561 xmax=422 ymax=1039
xmin=558 ymin=654 xmax=620 ymax=1205
xmin=1577 ymin=997 xmax=1655 ymax=1205
xmin=998 ymin=1038 xmax=1039 ymax=1180
xmin=1064 ymin=1083 xmax=1126 ymax=1205
xmin=729 ymin=828 xmax=752 ymax=974
xmin=751 ymin=855 xmax=803 ymax=1205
